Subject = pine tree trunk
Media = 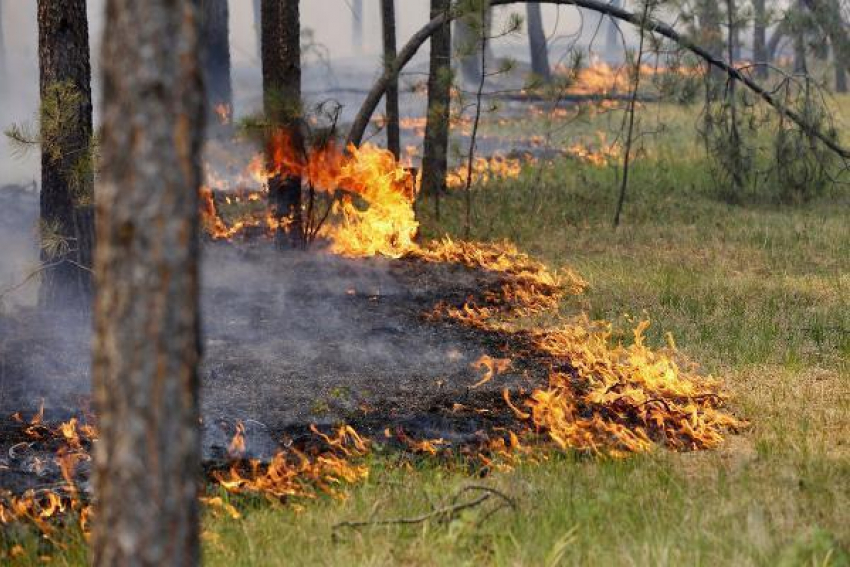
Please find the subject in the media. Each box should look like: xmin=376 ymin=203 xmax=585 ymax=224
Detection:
xmin=802 ymin=0 xmax=850 ymax=90
xmin=36 ymin=0 xmax=94 ymax=309
xmin=201 ymin=0 xmax=232 ymax=123
xmin=262 ymin=0 xmax=303 ymax=248
xmin=0 ymin=1 xmax=6 ymax=96
xmin=92 ymin=0 xmax=204 ymax=564
xmin=526 ymin=3 xmax=551 ymax=81
xmin=421 ymin=0 xmax=452 ymax=215
xmin=381 ymin=0 xmax=400 ymax=159
xmin=352 ymin=0 xmax=364 ymax=53
xmin=455 ymin=14 xmax=482 ymax=86
xmin=793 ymin=0 xmax=808 ymax=74
xmin=604 ymin=0 xmax=622 ymax=61
xmin=753 ymin=0 xmax=767 ymax=79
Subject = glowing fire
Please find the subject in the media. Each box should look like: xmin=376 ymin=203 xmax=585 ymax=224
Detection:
xmin=445 ymin=155 xmax=530 ymax=189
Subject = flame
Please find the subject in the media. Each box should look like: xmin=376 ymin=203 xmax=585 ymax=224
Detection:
xmin=206 ymin=134 xmax=420 ymax=258
xmin=446 ymin=155 xmax=530 ymax=189
xmin=213 ymin=425 xmax=369 ymax=501
xmin=214 ymin=103 xmax=232 ymax=125
xmin=470 ymin=354 xmax=512 ymax=388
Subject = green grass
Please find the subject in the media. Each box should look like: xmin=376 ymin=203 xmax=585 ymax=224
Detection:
xmin=3 ymin=101 xmax=849 ymax=566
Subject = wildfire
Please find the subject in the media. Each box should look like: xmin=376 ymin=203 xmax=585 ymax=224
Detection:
xmin=213 ymin=425 xmax=369 ymax=501
xmin=445 ymin=155 xmax=530 ymax=189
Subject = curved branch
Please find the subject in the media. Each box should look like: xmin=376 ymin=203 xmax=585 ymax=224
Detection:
xmin=346 ymin=0 xmax=850 ymax=160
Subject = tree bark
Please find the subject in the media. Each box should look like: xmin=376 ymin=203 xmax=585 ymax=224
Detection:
xmin=93 ymin=0 xmax=204 ymax=565
xmin=36 ymin=0 xmax=94 ymax=309
xmin=526 ymin=3 xmax=551 ymax=81
xmin=753 ymin=0 xmax=767 ymax=79
xmin=352 ymin=0 xmax=364 ymax=53
xmin=381 ymin=0 xmax=400 ymax=159
xmin=421 ymin=0 xmax=452 ymax=217
xmin=346 ymin=0 xmax=850 ymax=161
xmin=201 ymin=0 xmax=232 ymax=122
xmin=262 ymin=0 xmax=303 ymax=248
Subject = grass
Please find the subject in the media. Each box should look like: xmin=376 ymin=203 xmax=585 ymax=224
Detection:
xmin=3 ymin=101 xmax=849 ymax=566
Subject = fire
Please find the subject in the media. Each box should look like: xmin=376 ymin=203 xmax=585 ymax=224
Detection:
xmin=566 ymin=133 xmax=622 ymax=167
xmin=212 ymin=425 xmax=369 ymax=501
xmin=445 ymin=155 xmax=530 ymax=189
xmin=426 ymin=246 xmax=744 ymax=456
xmin=207 ymin=133 xmax=420 ymax=258
xmin=214 ymin=103 xmax=232 ymax=125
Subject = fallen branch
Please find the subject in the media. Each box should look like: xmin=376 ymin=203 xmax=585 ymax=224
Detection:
xmin=332 ymin=485 xmax=515 ymax=530
xmin=346 ymin=0 xmax=850 ymax=160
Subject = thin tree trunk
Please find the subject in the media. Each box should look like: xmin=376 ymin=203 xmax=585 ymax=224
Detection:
xmin=92 ymin=0 xmax=204 ymax=564
xmin=463 ymin=3 xmax=489 ymax=239
xmin=836 ymin=52 xmax=848 ymax=92
xmin=262 ymin=0 xmax=303 ymax=248
xmin=352 ymin=0 xmax=364 ymax=53
xmin=604 ymin=0 xmax=622 ymax=61
xmin=421 ymin=0 xmax=452 ymax=221
xmin=802 ymin=0 xmax=850 ymax=89
xmin=253 ymin=0 xmax=262 ymax=57
xmin=753 ymin=0 xmax=767 ymax=79
xmin=455 ymin=11 xmax=484 ymax=86
xmin=36 ymin=0 xmax=94 ymax=309
xmin=381 ymin=0 xmax=400 ymax=158
xmin=793 ymin=0 xmax=808 ymax=74
xmin=726 ymin=0 xmax=745 ymax=193
xmin=0 ymin=1 xmax=6 ymax=96
xmin=614 ymin=1 xmax=649 ymax=228
xmin=526 ymin=3 xmax=551 ymax=81
xmin=201 ymin=0 xmax=232 ymax=123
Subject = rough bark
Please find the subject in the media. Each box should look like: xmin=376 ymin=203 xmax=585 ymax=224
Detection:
xmin=526 ymin=3 xmax=551 ymax=81
xmin=346 ymin=0 xmax=850 ymax=161
xmin=421 ymin=0 xmax=452 ymax=216
xmin=352 ymin=0 xmax=364 ymax=53
xmin=93 ymin=0 xmax=204 ymax=565
xmin=201 ymin=0 xmax=232 ymax=122
xmin=262 ymin=0 xmax=303 ymax=248
xmin=753 ymin=0 xmax=767 ymax=79
xmin=36 ymin=0 xmax=94 ymax=309
xmin=381 ymin=0 xmax=400 ymax=158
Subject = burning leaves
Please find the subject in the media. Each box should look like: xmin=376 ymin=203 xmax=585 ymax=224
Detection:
xmin=212 ymin=425 xmax=369 ymax=502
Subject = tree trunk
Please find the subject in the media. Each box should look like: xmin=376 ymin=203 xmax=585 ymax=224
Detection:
xmin=753 ymin=0 xmax=767 ymax=79
xmin=352 ymin=0 xmax=364 ymax=53
xmin=92 ymin=0 xmax=204 ymax=565
xmin=421 ymin=0 xmax=452 ymax=217
xmin=604 ymin=0 xmax=622 ymax=61
xmin=793 ymin=0 xmax=808 ymax=74
xmin=381 ymin=0 xmax=400 ymax=159
xmin=201 ymin=0 xmax=232 ymax=123
xmin=36 ymin=0 xmax=94 ymax=309
xmin=802 ymin=0 xmax=850 ymax=89
xmin=262 ymin=0 xmax=303 ymax=248
xmin=253 ymin=0 xmax=262 ymax=57
xmin=526 ymin=3 xmax=551 ymax=81
xmin=455 ymin=4 xmax=493 ymax=87
xmin=0 ymin=1 xmax=6 ymax=97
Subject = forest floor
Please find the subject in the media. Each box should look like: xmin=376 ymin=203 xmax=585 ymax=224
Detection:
xmin=3 ymin=100 xmax=849 ymax=566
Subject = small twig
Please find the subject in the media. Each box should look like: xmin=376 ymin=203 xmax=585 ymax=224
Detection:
xmin=332 ymin=485 xmax=514 ymax=530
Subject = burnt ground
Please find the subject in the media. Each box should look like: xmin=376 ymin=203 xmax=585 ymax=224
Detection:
xmin=0 ymin=186 xmax=548 ymax=494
